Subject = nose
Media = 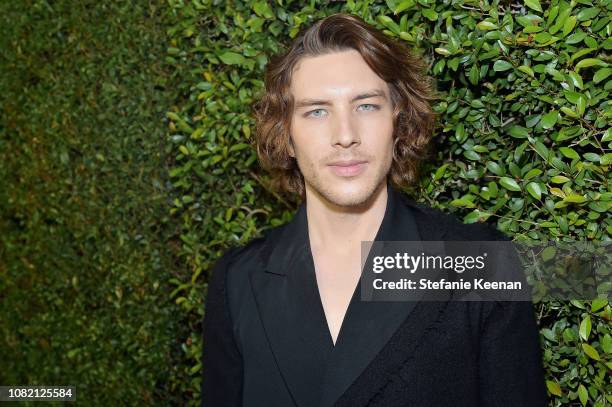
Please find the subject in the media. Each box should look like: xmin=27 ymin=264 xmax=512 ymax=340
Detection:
xmin=330 ymin=109 xmax=360 ymax=148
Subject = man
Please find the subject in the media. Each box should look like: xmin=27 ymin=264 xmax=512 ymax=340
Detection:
xmin=202 ymin=13 xmax=547 ymax=407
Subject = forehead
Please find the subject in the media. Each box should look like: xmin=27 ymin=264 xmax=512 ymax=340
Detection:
xmin=290 ymin=49 xmax=388 ymax=98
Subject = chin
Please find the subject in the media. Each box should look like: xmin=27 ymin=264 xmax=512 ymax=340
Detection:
xmin=317 ymin=179 xmax=383 ymax=208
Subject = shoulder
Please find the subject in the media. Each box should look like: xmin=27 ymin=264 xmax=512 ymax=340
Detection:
xmin=208 ymin=233 xmax=269 ymax=279
xmin=207 ymin=223 xmax=286 ymax=287
xmin=211 ymin=237 xmax=266 ymax=272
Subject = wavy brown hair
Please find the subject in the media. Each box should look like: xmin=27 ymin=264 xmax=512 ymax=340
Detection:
xmin=251 ymin=13 xmax=437 ymax=202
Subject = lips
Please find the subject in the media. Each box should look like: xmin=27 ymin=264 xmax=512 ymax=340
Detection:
xmin=328 ymin=160 xmax=368 ymax=177
xmin=328 ymin=159 xmax=368 ymax=167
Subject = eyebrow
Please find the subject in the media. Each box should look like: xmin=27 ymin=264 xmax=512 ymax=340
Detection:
xmin=294 ymin=89 xmax=387 ymax=109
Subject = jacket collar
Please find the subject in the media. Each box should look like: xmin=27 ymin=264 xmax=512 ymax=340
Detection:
xmin=262 ymin=182 xmax=449 ymax=276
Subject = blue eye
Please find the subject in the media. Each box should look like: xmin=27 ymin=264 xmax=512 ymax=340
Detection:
xmin=359 ymin=104 xmax=379 ymax=111
xmin=306 ymin=109 xmax=326 ymax=118
xmin=304 ymin=104 xmax=380 ymax=118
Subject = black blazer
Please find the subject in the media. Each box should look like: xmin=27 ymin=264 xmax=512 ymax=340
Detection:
xmin=202 ymin=184 xmax=547 ymax=407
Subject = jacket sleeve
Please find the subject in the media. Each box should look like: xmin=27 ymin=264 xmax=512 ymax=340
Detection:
xmin=478 ymin=299 xmax=548 ymax=406
xmin=201 ymin=247 xmax=243 ymax=407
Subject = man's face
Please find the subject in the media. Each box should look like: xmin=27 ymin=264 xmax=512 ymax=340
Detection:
xmin=289 ymin=49 xmax=394 ymax=208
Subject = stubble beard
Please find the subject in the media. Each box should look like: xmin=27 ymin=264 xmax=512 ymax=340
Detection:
xmin=300 ymin=157 xmax=392 ymax=210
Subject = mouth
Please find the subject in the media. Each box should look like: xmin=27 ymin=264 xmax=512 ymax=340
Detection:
xmin=327 ymin=160 xmax=368 ymax=177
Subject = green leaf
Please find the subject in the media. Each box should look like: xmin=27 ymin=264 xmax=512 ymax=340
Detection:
xmin=524 ymin=0 xmax=543 ymax=12
xmin=589 ymin=201 xmax=610 ymax=212
xmin=500 ymin=177 xmax=521 ymax=192
xmin=450 ymin=197 xmax=476 ymax=208
xmin=377 ymin=15 xmax=400 ymax=34
xmin=470 ymin=99 xmax=485 ymax=109
xmin=399 ymin=32 xmax=414 ymax=41
xmin=533 ymin=141 xmax=549 ymax=161
xmin=577 ymin=384 xmax=588 ymax=407
xmin=469 ymin=64 xmax=479 ymax=85
xmin=560 ymin=107 xmax=578 ymax=118
xmin=524 ymin=168 xmax=542 ymax=179
xmin=218 ymin=51 xmax=246 ymax=65
xmin=493 ymin=60 xmax=513 ymax=71
xmin=477 ymin=21 xmax=498 ymax=31
xmin=576 ymin=95 xmax=586 ymax=116
xmin=464 ymin=150 xmax=481 ymax=161
xmin=581 ymin=343 xmax=600 ymax=360
xmin=568 ymin=71 xmax=584 ymax=89
xmin=572 ymin=45 xmax=597 ymax=61
xmin=576 ymin=7 xmax=600 ymax=21
xmin=575 ymin=58 xmax=607 ymax=72
xmin=507 ymin=125 xmax=529 ymax=138
xmin=550 ymin=175 xmax=570 ymax=183
xmin=486 ymin=161 xmax=505 ymax=176
xmin=546 ymin=380 xmax=562 ymax=397
xmin=563 ymin=193 xmax=587 ymax=203
xmin=252 ymin=1 xmax=274 ymax=18
xmin=549 ymin=187 xmax=565 ymax=198
xmin=434 ymin=47 xmax=452 ymax=56
xmin=579 ymin=315 xmax=591 ymax=341
xmin=545 ymin=65 xmax=565 ymax=81
xmin=534 ymin=32 xmax=554 ymax=44
xmin=546 ymin=5 xmax=559 ymax=26
xmin=518 ymin=65 xmax=535 ymax=77
xmin=455 ymin=122 xmax=466 ymax=142
xmin=517 ymin=14 xmax=543 ymax=27
xmin=434 ymin=163 xmax=449 ymax=180
xmin=422 ymin=8 xmax=438 ymax=21
xmin=394 ymin=0 xmax=416 ymax=13
xmin=591 ymin=298 xmax=609 ymax=312
xmin=229 ymin=143 xmax=250 ymax=152
xmin=603 ymin=334 xmax=612 ymax=354
xmin=562 ymin=16 xmax=577 ymax=36
xmin=464 ymin=210 xmax=491 ymax=224
xmin=252 ymin=1 xmax=275 ymax=19
xmin=559 ymin=147 xmax=579 ymax=160
xmin=526 ymin=182 xmax=543 ymax=199
xmin=593 ymin=67 xmax=611 ymax=83
xmin=542 ymin=328 xmax=556 ymax=342
xmin=166 ymin=112 xmax=182 ymax=122
xmin=566 ymin=31 xmax=587 ymax=44
xmin=541 ymin=110 xmax=559 ymax=129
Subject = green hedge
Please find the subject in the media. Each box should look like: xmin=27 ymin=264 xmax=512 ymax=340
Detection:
xmin=0 ymin=1 xmax=185 ymax=404
xmin=165 ymin=0 xmax=610 ymax=406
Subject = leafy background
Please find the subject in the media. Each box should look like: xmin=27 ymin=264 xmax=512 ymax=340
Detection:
xmin=1 ymin=0 xmax=610 ymax=405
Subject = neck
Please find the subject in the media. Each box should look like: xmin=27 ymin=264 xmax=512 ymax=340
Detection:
xmin=305 ymin=181 xmax=388 ymax=255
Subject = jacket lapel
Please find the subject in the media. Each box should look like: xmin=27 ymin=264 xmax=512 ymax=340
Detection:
xmin=319 ymin=185 xmax=450 ymax=407
xmin=250 ymin=204 xmax=333 ymax=407
xmin=250 ymin=183 xmax=450 ymax=407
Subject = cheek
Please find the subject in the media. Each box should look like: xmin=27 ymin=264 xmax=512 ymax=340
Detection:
xmin=364 ymin=123 xmax=394 ymax=153
xmin=361 ymin=111 xmax=394 ymax=135
xmin=292 ymin=126 xmax=327 ymax=157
